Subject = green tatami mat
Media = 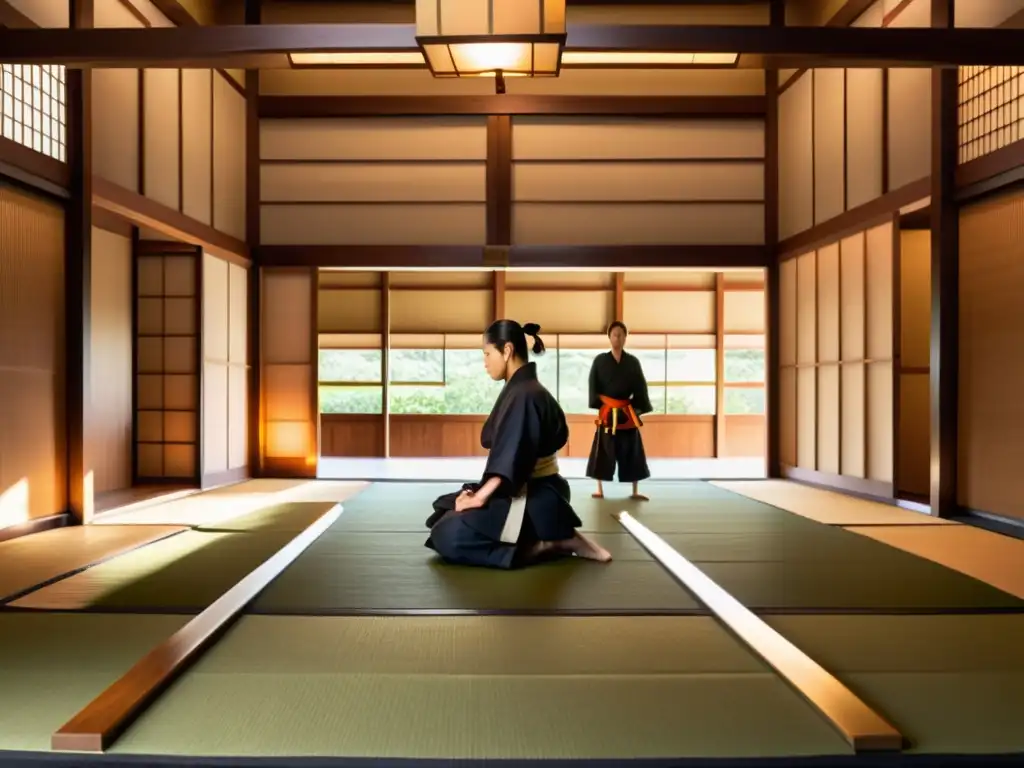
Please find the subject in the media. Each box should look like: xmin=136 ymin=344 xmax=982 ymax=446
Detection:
xmin=161 ymin=615 xmax=769 ymax=675
xmin=322 ymin=480 xmax=820 ymax=535
xmin=765 ymin=614 xmax=1024 ymax=672
xmin=299 ymin=530 xmax=652 ymax=561
xmin=196 ymin=501 xmax=339 ymax=533
xmin=12 ymin=530 xmax=299 ymax=613
xmin=249 ymin=533 xmax=700 ymax=614
xmin=843 ymin=672 xmax=1024 ymax=754
xmin=692 ymin=558 xmax=1024 ymax=612
xmin=0 ymin=613 xmax=186 ymax=751
xmin=113 ymin=673 xmax=850 ymax=759
xmin=569 ymin=480 xmax=833 ymax=534
xmin=112 ymin=615 xmax=846 ymax=759
xmin=768 ymin=615 xmax=1024 ymax=754
xmin=655 ymin=528 xmax=909 ymax=562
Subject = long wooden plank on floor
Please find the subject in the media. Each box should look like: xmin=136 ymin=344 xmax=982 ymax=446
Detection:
xmin=0 ymin=525 xmax=188 ymax=604
xmin=50 ymin=504 xmax=342 ymax=753
xmin=615 ymin=511 xmax=904 ymax=753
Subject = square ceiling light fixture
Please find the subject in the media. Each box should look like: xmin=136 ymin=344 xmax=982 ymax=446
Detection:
xmin=414 ymin=0 xmax=567 ymax=93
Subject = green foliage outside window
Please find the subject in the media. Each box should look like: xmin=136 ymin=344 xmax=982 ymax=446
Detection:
xmin=723 ymin=349 xmax=766 ymax=414
xmin=724 ymin=349 xmax=766 ymax=382
xmin=318 ymin=343 xmax=766 ymax=417
xmin=319 ymin=349 xmax=383 ymax=414
xmin=725 ymin=387 xmax=765 ymax=414
xmin=388 ymin=349 xmax=503 ymax=415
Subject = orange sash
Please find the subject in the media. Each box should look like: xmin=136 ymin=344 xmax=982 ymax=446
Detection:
xmin=596 ymin=395 xmax=643 ymax=435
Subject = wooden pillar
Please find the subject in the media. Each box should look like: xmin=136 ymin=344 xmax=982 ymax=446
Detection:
xmin=66 ymin=0 xmax=94 ymax=522
xmin=381 ymin=272 xmax=391 ymax=458
xmin=245 ymin=0 xmax=262 ymax=475
xmin=764 ymin=0 xmax=784 ymax=477
xmin=929 ymin=0 xmax=959 ymax=516
xmin=493 ymin=270 xmax=506 ymax=320
xmin=714 ymin=274 xmax=727 ymax=457
xmin=614 ymin=272 xmax=624 ymax=321
xmin=486 ymin=115 xmax=512 ymax=245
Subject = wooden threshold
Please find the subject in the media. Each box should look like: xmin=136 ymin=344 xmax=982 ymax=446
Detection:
xmin=614 ymin=510 xmax=904 ymax=753
xmin=50 ymin=503 xmax=342 ymax=753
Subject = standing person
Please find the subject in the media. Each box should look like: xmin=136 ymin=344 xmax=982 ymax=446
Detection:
xmin=425 ymin=320 xmax=613 ymax=568
xmin=586 ymin=321 xmax=652 ymax=500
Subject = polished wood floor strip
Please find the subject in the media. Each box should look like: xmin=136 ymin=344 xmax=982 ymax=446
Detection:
xmin=50 ymin=504 xmax=342 ymax=753
xmin=615 ymin=510 xmax=904 ymax=753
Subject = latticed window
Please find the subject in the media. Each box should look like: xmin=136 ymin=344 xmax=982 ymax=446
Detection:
xmin=0 ymin=63 xmax=67 ymax=162
xmin=958 ymin=66 xmax=1023 ymax=164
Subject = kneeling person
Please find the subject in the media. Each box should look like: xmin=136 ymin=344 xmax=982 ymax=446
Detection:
xmin=425 ymin=319 xmax=613 ymax=569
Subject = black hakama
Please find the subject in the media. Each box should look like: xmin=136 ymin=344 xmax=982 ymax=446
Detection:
xmin=425 ymin=362 xmax=582 ymax=569
xmin=585 ymin=351 xmax=653 ymax=484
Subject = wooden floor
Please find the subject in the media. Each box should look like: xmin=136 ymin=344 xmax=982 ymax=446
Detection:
xmin=318 ymin=456 xmax=767 ymax=481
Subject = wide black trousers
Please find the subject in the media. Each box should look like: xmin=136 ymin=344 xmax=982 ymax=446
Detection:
xmin=425 ymin=475 xmax=581 ymax=569
xmin=585 ymin=427 xmax=651 ymax=483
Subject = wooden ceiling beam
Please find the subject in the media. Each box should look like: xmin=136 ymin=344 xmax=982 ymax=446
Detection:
xmin=255 ymin=244 xmax=770 ymax=270
xmin=0 ymin=24 xmax=1023 ymax=68
xmin=259 ymin=94 xmax=766 ymax=118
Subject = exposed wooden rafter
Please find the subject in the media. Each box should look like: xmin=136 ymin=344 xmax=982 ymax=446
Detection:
xmin=260 ymin=95 xmax=767 ymax=118
xmin=255 ymin=244 xmax=769 ymax=270
xmin=1 ymin=24 xmax=1023 ymax=69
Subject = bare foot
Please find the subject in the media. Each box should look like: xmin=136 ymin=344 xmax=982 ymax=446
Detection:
xmin=525 ymin=540 xmax=556 ymax=561
xmin=630 ymin=494 xmax=649 ymax=501
xmin=591 ymin=492 xmax=604 ymax=499
xmin=561 ymin=532 xmax=613 ymax=562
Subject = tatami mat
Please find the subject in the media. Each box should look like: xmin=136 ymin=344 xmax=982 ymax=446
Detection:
xmin=111 ymin=615 xmax=846 ymax=759
xmin=167 ymin=615 xmax=769 ymax=675
xmin=711 ymin=480 xmax=953 ymax=525
xmin=765 ymin=614 xmax=1024 ymax=673
xmin=0 ymin=613 xmax=187 ymax=752
xmin=249 ymin=539 xmax=701 ymax=615
xmin=91 ymin=479 xmax=361 ymax=528
xmin=0 ymin=524 xmax=186 ymax=604
xmin=277 ymin=480 xmax=369 ymax=503
xmin=196 ymin=501 xmax=340 ymax=534
xmin=764 ymin=614 xmax=1024 ymax=753
xmin=10 ymin=530 xmax=296 ymax=612
xmin=846 ymin=524 xmax=1024 ymax=600
xmin=847 ymin=672 xmax=1024 ymax=754
xmin=114 ymin=673 xmax=851 ymax=760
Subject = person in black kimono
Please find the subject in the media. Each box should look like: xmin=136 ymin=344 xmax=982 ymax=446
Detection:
xmin=586 ymin=321 xmax=653 ymax=500
xmin=425 ymin=320 xmax=612 ymax=569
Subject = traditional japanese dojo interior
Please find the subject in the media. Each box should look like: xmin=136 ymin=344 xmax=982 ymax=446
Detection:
xmin=2 ymin=0 xmax=1024 ymax=765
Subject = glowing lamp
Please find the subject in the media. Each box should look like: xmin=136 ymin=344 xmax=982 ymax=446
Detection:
xmin=415 ymin=0 xmax=566 ymax=92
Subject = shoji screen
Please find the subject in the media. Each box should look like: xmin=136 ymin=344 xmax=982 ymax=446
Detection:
xmin=135 ymin=246 xmax=200 ymax=482
xmin=778 ymin=222 xmax=895 ymax=494
xmin=201 ymin=253 xmax=249 ymax=486
xmin=261 ymin=267 xmax=316 ymax=476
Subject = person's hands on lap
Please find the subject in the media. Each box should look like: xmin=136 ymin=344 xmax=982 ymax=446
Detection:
xmin=455 ymin=490 xmax=482 ymax=513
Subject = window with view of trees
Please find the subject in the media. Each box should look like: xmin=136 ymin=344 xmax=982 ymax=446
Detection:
xmin=319 ymin=348 xmax=383 ymax=414
xmin=724 ymin=348 xmax=766 ymax=414
xmin=319 ymin=336 xmax=765 ymax=418
xmin=388 ymin=347 xmax=503 ymax=414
